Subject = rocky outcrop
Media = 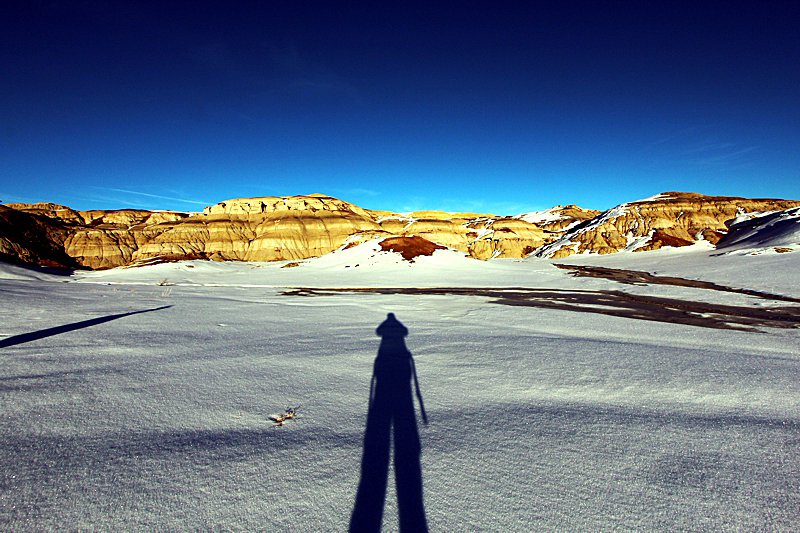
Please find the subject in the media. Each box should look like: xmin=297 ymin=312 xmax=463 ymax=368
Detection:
xmin=64 ymin=226 xmax=164 ymax=269
xmin=168 ymin=195 xmax=387 ymax=263
xmin=5 ymin=203 xmax=88 ymax=225
xmin=378 ymin=236 xmax=446 ymax=261
xmin=2 ymin=192 xmax=799 ymax=269
xmin=81 ymin=209 xmax=189 ymax=228
xmin=59 ymin=195 xmax=388 ymax=268
xmin=63 ymin=211 xmax=193 ymax=269
xmin=536 ymin=192 xmax=800 ymax=259
xmin=0 ymin=205 xmax=80 ymax=268
xmin=373 ymin=205 xmax=599 ymax=260
xmin=5 ymin=203 xmax=196 ymax=269
xmin=203 ymin=193 xmax=376 ymax=218
xmin=465 ymin=218 xmax=547 ymax=260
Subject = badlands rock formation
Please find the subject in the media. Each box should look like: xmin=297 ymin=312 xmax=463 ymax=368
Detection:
xmin=374 ymin=205 xmax=599 ymax=260
xmin=0 ymin=205 xmax=79 ymax=268
xmin=0 ymin=195 xmax=599 ymax=269
xmin=535 ymin=192 xmax=800 ymax=259
xmin=1 ymin=192 xmax=798 ymax=269
xmin=4 ymin=203 xmax=195 ymax=269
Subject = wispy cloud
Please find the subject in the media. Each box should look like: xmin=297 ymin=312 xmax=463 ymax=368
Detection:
xmin=0 ymin=192 xmax=32 ymax=204
xmin=330 ymin=188 xmax=381 ymax=199
xmin=637 ymin=126 xmax=706 ymax=153
xmin=681 ymin=142 xmax=735 ymax=154
xmin=90 ymin=187 xmax=211 ymax=206
xmin=390 ymin=196 xmax=540 ymax=216
xmin=81 ymin=193 xmax=157 ymax=210
xmin=686 ymin=145 xmax=760 ymax=166
xmin=441 ymin=199 xmax=546 ymax=216
xmin=639 ymin=126 xmax=762 ymax=169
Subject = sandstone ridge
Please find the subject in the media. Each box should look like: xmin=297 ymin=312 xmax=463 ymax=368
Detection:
xmin=535 ymin=192 xmax=800 ymax=258
xmin=1 ymin=192 xmax=798 ymax=269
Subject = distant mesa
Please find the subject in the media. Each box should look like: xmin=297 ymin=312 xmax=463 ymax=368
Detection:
xmin=1 ymin=192 xmax=799 ymax=270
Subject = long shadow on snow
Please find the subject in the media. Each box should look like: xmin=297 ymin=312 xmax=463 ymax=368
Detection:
xmin=349 ymin=313 xmax=429 ymax=533
xmin=0 ymin=305 xmax=173 ymax=348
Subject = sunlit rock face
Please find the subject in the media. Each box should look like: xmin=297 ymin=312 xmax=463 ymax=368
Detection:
xmin=388 ymin=215 xmax=479 ymax=256
xmin=191 ymin=195 xmax=388 ymax=262
xmin=80 ymin=209 xmax=189 ymax=228
xmin=519 ymin=205 xmax=602 ymax=234
xmin=3 ymin=195 xmax=390 ymax=268
xmin=64 ymin=228 xmax=155 ymax=269
xmin=4 ymin=204 xmax=195 ymax=269
xmin=464 ymin=218 xmax=547 ymax=260
xmin=5 ymin=202 xmax=87 ymax=225
xmin=2 ymin=196 xmax=599 ymax=267
xmin=535 ymin=192 xmax=800 ymax=259
xmin=2 ymin=192 xmax=799 ymax=269
xmin=372 ymin=206 xmax=599 ymax=260
xmin=63 ymin=210 xmax=192 ymax=269
xmin=203 ymin=193 xmax=377 ymax=218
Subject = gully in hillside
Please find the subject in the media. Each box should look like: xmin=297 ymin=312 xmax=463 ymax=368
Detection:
xmin=349 ymin=313 xmax=428 ymax=533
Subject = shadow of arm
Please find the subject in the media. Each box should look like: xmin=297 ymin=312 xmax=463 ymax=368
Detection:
xmin=411 ymin=358 xmax=427 ymax=425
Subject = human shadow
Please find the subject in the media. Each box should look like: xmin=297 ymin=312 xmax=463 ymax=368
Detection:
xmin=0 ymin=305 xmax=172 ymax=348
xmin=349 ymin=313 xmax=428 ymax=533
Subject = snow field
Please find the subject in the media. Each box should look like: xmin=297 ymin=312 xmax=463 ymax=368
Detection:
xmin=1 ymin=248 xmax=799 ymax=532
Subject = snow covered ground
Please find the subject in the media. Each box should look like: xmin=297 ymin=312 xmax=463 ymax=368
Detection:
xmin=1 ymin=242 xmax=799 ymax=532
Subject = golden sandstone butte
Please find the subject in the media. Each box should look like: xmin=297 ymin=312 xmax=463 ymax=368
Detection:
xmin=1 ymin=192 xmax=798 ymax=269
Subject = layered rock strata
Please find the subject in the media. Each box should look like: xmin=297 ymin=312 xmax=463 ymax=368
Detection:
xmin=2 ymin=192 xmax=798 ymax=269
xmin=535 ymin=192 xmax=800 ymax=259
xmin=373 ymin=205 xmax=600 ymax=260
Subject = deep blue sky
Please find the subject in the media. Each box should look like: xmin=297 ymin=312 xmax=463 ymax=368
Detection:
xmin=2 ymin=1 xmax=798 ymax=215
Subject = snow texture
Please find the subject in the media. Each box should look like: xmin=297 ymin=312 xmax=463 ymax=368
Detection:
xmin=514 ymin=208 xmax=569 ymax=225
xmin=1 ymin=242 xmax=799 ymax=532
xmin=717 ymin=207 xmax=800 ymax=255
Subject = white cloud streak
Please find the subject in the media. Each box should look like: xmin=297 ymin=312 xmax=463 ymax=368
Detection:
xmin=90 ymin=187 xmax=211 ymax=206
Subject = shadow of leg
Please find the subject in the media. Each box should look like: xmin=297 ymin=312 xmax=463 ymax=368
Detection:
xmin=394 ymin=399 xmax=428 ymax=533
xmin=349 ymin=398 xmax=392 ymax=533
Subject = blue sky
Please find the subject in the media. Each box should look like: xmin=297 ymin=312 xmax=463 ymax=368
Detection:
xmin=2 ymin=1 xmax=798 ymax=215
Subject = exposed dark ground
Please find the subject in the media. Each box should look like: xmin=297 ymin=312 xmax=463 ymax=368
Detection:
xmin=282 ymin=266 xmax=800 ymax=332
xmin=553 ymin=264 xmax=800 ymax=303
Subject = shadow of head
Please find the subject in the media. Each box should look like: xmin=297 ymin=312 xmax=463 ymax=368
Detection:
xmin=376 ymin=313 xmax=410 ymax=357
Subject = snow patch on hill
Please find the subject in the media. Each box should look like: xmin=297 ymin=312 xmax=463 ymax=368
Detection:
xmin=715 ymin=207 xmax=800 ymax=255
xmin=68 ymin=237 xmax=570 ymax=289
xmin=515 ymin=207 xmax=570 ymax=225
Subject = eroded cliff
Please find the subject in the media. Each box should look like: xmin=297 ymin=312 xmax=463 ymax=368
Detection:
xmin=535 ymin=192 xmax=800 ymax=258
xmin=2 ymin=192 xmax=798 ymax=269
